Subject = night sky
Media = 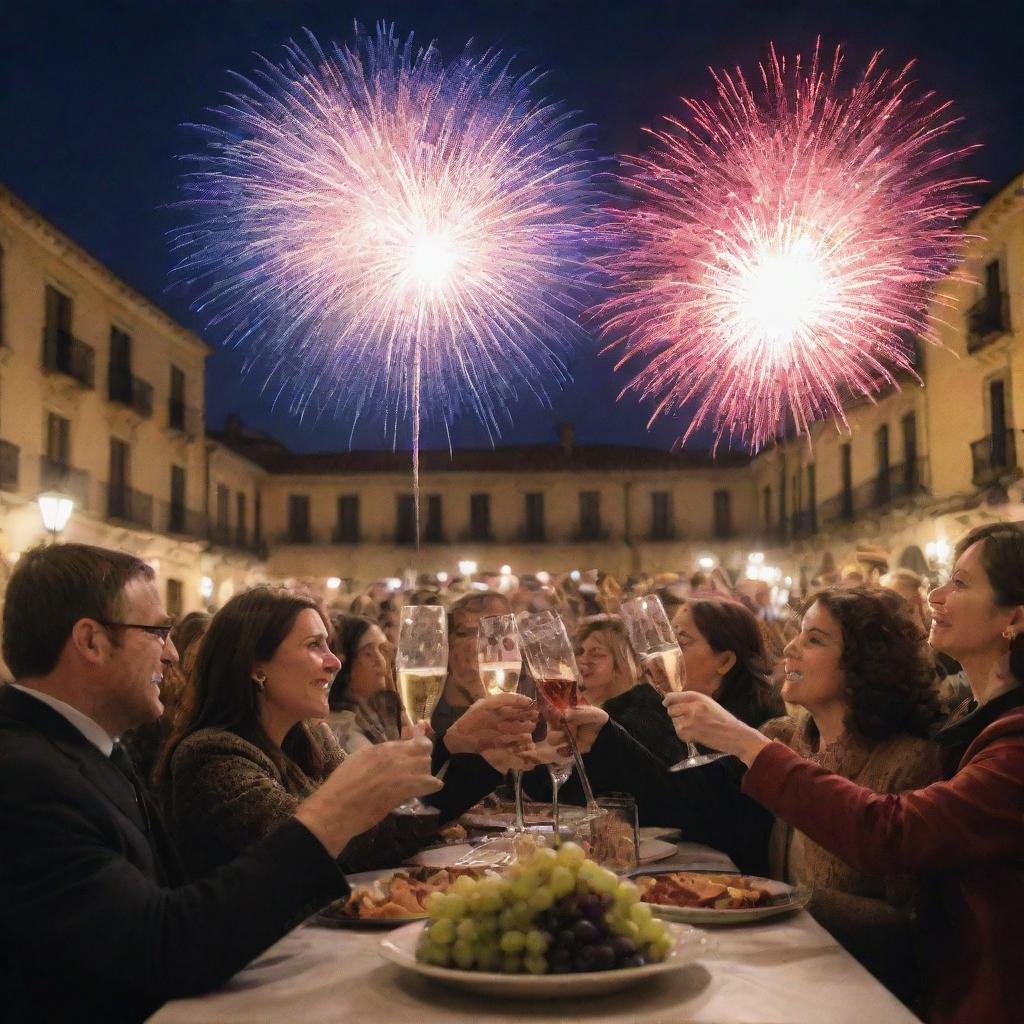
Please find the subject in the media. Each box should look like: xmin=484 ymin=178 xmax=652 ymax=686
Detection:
xmin=3 ymin=1 xmax=1022 ymax=453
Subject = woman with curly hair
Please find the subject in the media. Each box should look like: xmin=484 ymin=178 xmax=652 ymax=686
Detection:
xmin=759 ymin=587 xmax=942 ymax=1004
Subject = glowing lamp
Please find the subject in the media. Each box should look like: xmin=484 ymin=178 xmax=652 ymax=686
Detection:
xmin=38 ymin=492 xmax=74 ymax=537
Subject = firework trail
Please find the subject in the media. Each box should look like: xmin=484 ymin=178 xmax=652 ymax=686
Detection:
xmin=595 ymin=43 xmax=977 ymax=451
xmin=173 ymin=24 xmax=597 ymax=536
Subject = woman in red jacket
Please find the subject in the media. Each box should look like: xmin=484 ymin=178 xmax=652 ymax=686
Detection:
xmin=665 ymin=523 xmax=1024 ymax=1024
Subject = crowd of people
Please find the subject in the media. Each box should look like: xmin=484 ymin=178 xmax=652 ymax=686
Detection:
xmin=0 ymin=525 xmax=1021 ymax=1024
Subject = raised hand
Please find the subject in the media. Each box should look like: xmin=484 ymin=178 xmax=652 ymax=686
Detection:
xmin=442 ymin=692 xmax=538 ymax=757
xmin=663 ymin=691 xmax=769 ymax=765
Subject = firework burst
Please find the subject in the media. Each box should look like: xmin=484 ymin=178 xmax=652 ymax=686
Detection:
xmin=595 ymin=43 xmax=977 ymax=450
xmin=173 ymin=24 xmax=597 ymax=530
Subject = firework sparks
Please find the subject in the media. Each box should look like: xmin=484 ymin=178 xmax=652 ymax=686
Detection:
xmin=173 ymin=24 xmax=597 ymax=533
xmin=595 ymin=43 xmax=977 ymax=450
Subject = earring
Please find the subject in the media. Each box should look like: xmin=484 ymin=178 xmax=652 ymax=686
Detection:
xmin=253 ymin=672 xmax=266 ymax=693
xmin=1002 ymin=629 xmax=1017 ymax=642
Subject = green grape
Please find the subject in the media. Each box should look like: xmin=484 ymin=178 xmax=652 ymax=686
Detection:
xmin=452 ymin=939 xmax=476 ymax=969
xmin=510 ymin=876 xmax=533 ymax=901
xmin=478 ymin=882 xmax=504 ymax=913
xmin=640 ymin=919 xmax=665 ymax=945
xmin=511 ymin=901 xmax=534 ymax=930
xmin=456 ymin=918 xmax=479 ymax=942
xmin=607 ymin=914 xmax=632 ymax=937
xmin=589 ymin=866 xmax=619 ymax=895
xmin=452 ymin=875 xmax=478 ymax=896
xmin=467 ymin=891 xmax=485 ymax=914
xmin=524 ymin=929 xmax=549 ymax=955
xmin=476 ymin=942 xmax=502 ymax=972
xmin=499 ymin=929 xmax=526 ymax=954
xmin=475 ymin=914 xmax=499 ymax=937
xmin=524 ymin=954 xmax=548 ymax=975
xmin=615 ymin=880 xmax=641 ymax=907
xmin=628 ymin=901 xmax=653 ymax=926
xmin=424 ymin=891 xmax=446 ymax=919
xmin=428 ymin=918 xmax=456 ymax=945
xmin=549 ymin=865 xmax=576 ymax=898
xmin=441 ymin=893 xmax=468 ymax=920
xmin=555 ymin=842 xmax=586 ymax=869
xmin=498 ymin=907 xmax=518 ymax=932
xmin=528 ymin=885 xmax=554 ymax=912
xmin=577 ymin=860 xmax=600 ymax=886
xmin=530 ymin=846 xmax=558 ymax=870
xmin=501 ymin=955 xmax=522 ymax=974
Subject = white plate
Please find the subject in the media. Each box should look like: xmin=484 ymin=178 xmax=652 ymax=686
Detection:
xmin=379 ymin=921 xmax=708 ymax=998
xmin=638 ymin=838 xmax=677 ymax=864
xmin=638 ymin=826 xmax=681 ymax=842
xmin=406 ymin=844 xmax=476 ymax=868
xmin=638 ymin=873 xmax=812 ymax=926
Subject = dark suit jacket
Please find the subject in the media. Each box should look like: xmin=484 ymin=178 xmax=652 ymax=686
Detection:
xmin=0 ymin=685 xmax=349 ymax=1024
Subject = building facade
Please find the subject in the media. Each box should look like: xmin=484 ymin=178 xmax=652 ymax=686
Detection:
xmin=0 ymin=173 xmax=1021 ymax=627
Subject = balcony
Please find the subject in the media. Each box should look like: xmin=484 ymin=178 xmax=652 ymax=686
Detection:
xmin=108 ymin=368 xmax=153 ymax=419
xmin=106 ymin=484 xmax=153 ymax=529
xmin=42 ymin=328 xmax=95 ymax=388
xmin=789 ymin=510 xmax=817 ymax=540
xmin=966 ymin=292 xmax=1011 ymax=354
xmin=331 ymin=525 xmax=361 ymax=544
xmin=0 ymin=439 xmax=19 ymax=492
xmin=516 ymin=525 xmax=547 ymax=543
xmin=971 ymin=430 xmax=1019 ymax=488
xmin=156 ymin=501 xmax=207 ymax=538
xmin=573 ymin=524 xmax=610 ymax=543
xmin=646 ymin=527 xmax=677 ymax=542
xmin=273 ymin=529 xmax=317 ymax=546
xmin=168 ymin=400 xmax=202 ymax=438
xmin=39 ymin=458 xmax=90 ymax=510
xmin=458 ymin=529 xmax=496 ymax=544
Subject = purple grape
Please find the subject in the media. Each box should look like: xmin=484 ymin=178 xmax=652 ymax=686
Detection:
xmin=549 ymin=951 xmax=573 ymax=974
xmin=556 ymin=928 xmax=576 ymax=949
xmin=621 ymin=953 xmax=646 ymax=969
xmin=573 ymin=946 xmax=596 ymax=972
xmin=591 ymin=944 xmax=615 ymax=971
xmin=572 ymin=919 xmax=599 ymax=945
xmin=610 ymin=937 xmax=637 ymax=959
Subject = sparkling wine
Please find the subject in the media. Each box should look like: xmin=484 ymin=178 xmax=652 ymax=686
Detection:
xmin=479 ymin=662 xmax=521 ymax=696
xmin=641 ymin=643 xmax=683 ymax=694
xmin=536 ymin=675 xmax=579 ymax=715
xmin=397 ymin=667 xmax=446 ymax=722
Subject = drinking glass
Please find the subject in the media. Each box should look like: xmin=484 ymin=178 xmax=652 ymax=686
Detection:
xmin=588 ymin=794 xmax=640 ymax=875
xmin=477 ymin=613 xmax=528 ymax=832
xmin=394 ymin=605 xmax=447 ymax=815
xmin=621 ymin=595 xmax=727 ymax=771
xmin=520 ymin=613 xmax=600 ymax=815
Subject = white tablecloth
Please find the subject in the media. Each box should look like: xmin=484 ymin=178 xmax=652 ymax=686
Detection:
xmin=150 ymin=843 xmax=921 ymax=1024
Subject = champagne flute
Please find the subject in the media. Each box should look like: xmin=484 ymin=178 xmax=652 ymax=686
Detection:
xmin=394 ymin=605 xmax=447 ymax=815
xmin=520 ymin=613 xmax=601 ymax=816
xmin=621 ymin=595 xmax=727 ymax=771
xmin=477 ymin=614 xmax=527 ymax=832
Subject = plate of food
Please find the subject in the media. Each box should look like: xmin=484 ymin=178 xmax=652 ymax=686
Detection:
xmin=311 ymin=866 xmax=489 ymax=928
xmin=634 ymin=870 xmax=811 ymax=925
xmin=380 ymin=919 xmax=706 ymax=997
xmin=638 ymin=837 xmax=677 ymax=865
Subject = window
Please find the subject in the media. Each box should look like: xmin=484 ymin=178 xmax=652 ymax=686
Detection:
xmin=807 ymin=464 xmax=817 ymax=533
xmin=424 ymin=494 xmax=443 ymax=543
xmin=169 ymin=366 xmax=186 ymax=431
xmin=396 ymin=494 xmax=416 ymax=544
xmin=0 ymin=242 xmax=5 ymax=346
xmin=578 ymin=491 xmax=601 ymax=540
xmin=840 ymin=443 xmax=853 ymax=519
xmin=650 ymin=491 xmax=673 ymax=540
xmin=984 ymin=259 xmax=1002 ymax=316
xmin=875 ymin=425 xmax=891 ymax=506
xmin=288 ymin=494 xmax=311 ymax=543
xmin=108 ymin=327 xmax=132 ymax=404
xmin=254 ymin=492 xmax=262 ymax=542
xmin=45 ymin=413 xmax=70 ymax=466
xmin=524 ymin=492 xmax=545 ymax=542
xmin=762 ymin=486 xmax=772 ymax=530
xmin=43 ymin=285 xmax=73 ymax=372
xmin=169 ymin=465 xmax=186 ymax=533
xmin=108 ymin=438 xmax=130 ymax=519
xmin=902 ymin=413 xmax=919 ymax=493
xmin=778 ymin=467 xmax=787 ymax=533
xmin=989 ymin=378 xmax=1009 ymax=469
xmin=166 ymin=578 xmax=184 ymax=619
xmin=236 ymin=492 xmax=247 ymax=545
xmin=336 ymin=494 xmax=360 ymax=543
xmin=712 ymin=490 xmax=732 ymax=539
xmin=216 ymin=484 xmax=230 ymax=536
xmin=470 ymin=493 xmax=492 ymax=541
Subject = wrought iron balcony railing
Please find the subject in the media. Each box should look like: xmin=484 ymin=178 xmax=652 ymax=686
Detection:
xmin=966 ymin=292 xmax=1012 ymax=354
xmin=971 ymin=430 xmax=1019 ymax=487
xmin=40 ymin=458 xmax=90 ymax=510
xmin=0 ymin=439 xmax=19 ymax=492
xmin=106 ymin=484 xmax=153 ymax=529
xmin=108 ymin=368 xmax=154 ymax=418
xmin=42 ymin=328 xmax=95 ymax=388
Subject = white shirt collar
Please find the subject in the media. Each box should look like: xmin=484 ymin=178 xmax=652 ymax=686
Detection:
xmin=10 ymin=683 xmax=116 ymax=756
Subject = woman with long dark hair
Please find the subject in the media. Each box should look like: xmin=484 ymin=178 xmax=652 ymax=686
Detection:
xmin=666 ymin=524 xmax=1024 ymax=1024
xmin=158 ymin=587 xmax=536 ymax=879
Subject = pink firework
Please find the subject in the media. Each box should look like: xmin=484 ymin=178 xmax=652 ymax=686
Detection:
xmin=595 ymin=43 xmax=978 ymax=450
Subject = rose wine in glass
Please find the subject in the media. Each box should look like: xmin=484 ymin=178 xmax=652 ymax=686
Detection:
xmin=621 ymin=595 xmax=727 ymax=771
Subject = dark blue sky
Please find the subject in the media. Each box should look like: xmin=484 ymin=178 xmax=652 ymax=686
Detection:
xmin=2 ymin=1 xmax=1021 ymax=452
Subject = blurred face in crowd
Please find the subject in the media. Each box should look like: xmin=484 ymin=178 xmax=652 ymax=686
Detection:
xmin=576 ymin=631 xmax=629 ymax=705
xmin=929 ymin=542 xmax=1012 ymax=667
xmin=890 ymin=577 xmax=931 ymax=631
xmin=672 ymin=603 xmax=735 ymax=699
xmin=96 ymin=576 xmax=178 ymax=736
xmin=448 ymin=597 xmax=507 ymax=683
xmin=348 ymin=624 xmax=390 ymax=702
xmin=255 ymin=609 xmax=341 ymax=737
xmin=781 ymin=601 xmax=846 ymax=719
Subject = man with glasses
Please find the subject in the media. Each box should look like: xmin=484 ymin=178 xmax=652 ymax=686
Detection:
xmin=0 ymin=543 xmax=441 ymax=1024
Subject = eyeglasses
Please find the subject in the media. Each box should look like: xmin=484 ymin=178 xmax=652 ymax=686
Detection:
xmin=98 ymin=622 xmax=173 ymax=646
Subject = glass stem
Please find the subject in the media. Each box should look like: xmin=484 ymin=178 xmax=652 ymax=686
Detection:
xmin=551 ymin=777 xmax=561 ymax=846
xmin=513 ymin=769 xmax=525 ymax=832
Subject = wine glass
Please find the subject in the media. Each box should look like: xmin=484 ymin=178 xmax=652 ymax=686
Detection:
xmin=519 ymin=613 xmax=601 ymax=816
xmin=394 ymin=605 xmax=447 ymax=815
xmin=620 ymin=595 xmax=727 ymax=771
xmin=477 ymin=614 xmax=528 ymax=832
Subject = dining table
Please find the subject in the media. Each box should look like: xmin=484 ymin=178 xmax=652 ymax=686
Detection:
xmin=149 ymin=840 xmax=922 ymax=1024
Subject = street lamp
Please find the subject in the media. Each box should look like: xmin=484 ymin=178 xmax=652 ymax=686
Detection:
xmin=38 ymin=492 xmax=74 ymax=541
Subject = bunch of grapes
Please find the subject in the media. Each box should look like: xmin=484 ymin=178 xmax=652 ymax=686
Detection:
xmin=416 ymin=842 xmax=673 ymax=974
